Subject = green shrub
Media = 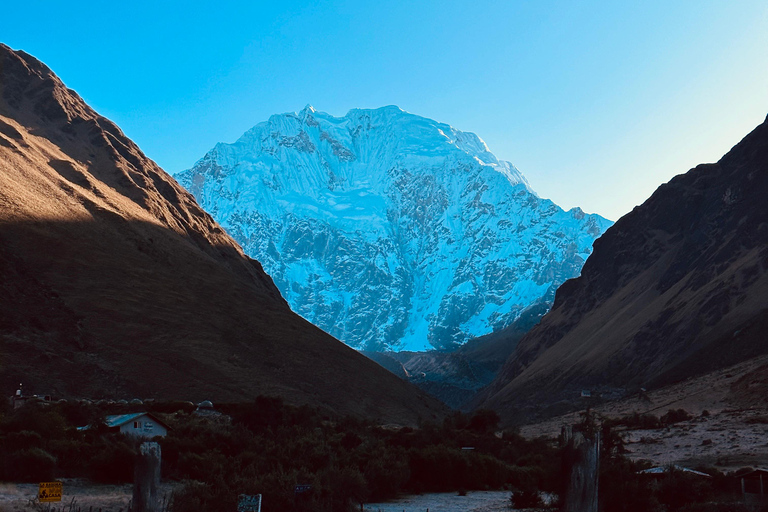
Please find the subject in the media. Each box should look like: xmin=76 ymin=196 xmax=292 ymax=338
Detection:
xmin=599 ymin=453 xmax=657 ymax=512
xmin=511 ymin=487 xmax=543 ymax=509
xmin=660 ymin=409 xmax=693 ymax=425
xmin=467 ymin=409 xmax=500 ymax=433
xmin=1 ymin=430 xmax=43 ymax=450
xmin=656 ymin=469 xmax=714 ymax=512
xmin=363 ymin=451 xmax=410 ymax=501
xmin=169 ymin=481 xmax=221 ymax=512
xmin=1 ymin=404 xmax=68 ymax=438
xmin=6 ymin=447 xmax=57 ymax=481
xmin=89 ymin=441 xmax=135 ymax=483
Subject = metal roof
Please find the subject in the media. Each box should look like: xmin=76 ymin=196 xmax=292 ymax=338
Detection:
xmin=738 ymin=468 xmax=768 ymax=479
xmin=105 ymin=413 xmax=145 ymax=427
xmin=638 ymin=465 xmax=711 ymax=477
xmin=104 ymin=412 xmax=170 ymax=430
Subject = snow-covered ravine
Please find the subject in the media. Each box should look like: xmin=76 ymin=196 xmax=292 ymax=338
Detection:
xmin=176 ymin=106 xmax=611 ymax=351
xmin=363 ymin=491 xmax=513 ymax=512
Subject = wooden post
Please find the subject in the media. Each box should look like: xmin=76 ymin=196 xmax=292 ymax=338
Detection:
xmin=741 ymin=476 xmax=747 ymax=506
xmin=561 ymin=426 xmax=600 ymax=512
xmin=133 ymin=442 xmax=161 ymax=512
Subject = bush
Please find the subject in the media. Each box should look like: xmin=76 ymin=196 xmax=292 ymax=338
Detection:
xmin=679 ymin=504 xmax=752 ymax=512
xmin=656 ymin=469 xmax=714 ymax=512
xmin=467 ymin=410 xmax=500 ymax=433
xmin=511 ymin=487 xmax=543 ymax=509
xmin=1 ymin=404 xmax=68 ymax=438
xmin=660 ymin=409 xmax=693 ymax=425
xmin=169 ymin=481 xmax=221 ymax=512
xmin=5 ymin=448 xmax=57 ymax=481
xmin=599 ymin=456 xmax=658 ymax=512
xmin=1 ymin=430 xmax=43 ymax=450
xmin=363 ymin=451 xmax=410 ymax=501
xmin=89 ymin=441 xmax=135 ymax=483
xmin=317 ymin=466 xmax=368 ymax=511
xmin=612 ymin=412 xmax=661 ymax=430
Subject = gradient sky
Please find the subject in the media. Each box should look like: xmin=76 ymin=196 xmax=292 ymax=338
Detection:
xmin=3 ymin=1 xmax=767 ymax=221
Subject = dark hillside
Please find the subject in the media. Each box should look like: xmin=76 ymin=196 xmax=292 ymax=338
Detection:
xmin=0 ymin=44 xmax=446 ymax=424
xmin=479 ymin=114 xmax=768 ymax=424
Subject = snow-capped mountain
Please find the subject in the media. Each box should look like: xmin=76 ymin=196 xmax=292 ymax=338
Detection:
xmin=175 ymin=105 xmax=612 ymax=352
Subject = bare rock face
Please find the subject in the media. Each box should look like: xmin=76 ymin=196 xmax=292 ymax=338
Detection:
xmin=479 ymin=114 xmax=768 ymax=424
xmin=0 ymin=44 xmax=446 ymax=425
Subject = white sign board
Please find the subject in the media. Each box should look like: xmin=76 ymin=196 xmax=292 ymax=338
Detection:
xmin=237 ymin=494 xmax=261 ymax=512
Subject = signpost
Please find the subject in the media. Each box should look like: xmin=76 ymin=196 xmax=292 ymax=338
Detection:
xmin=237 ymin=494 xmax=261 ymax=512
xmin=38 ymin=482 xmax=62 ymax=502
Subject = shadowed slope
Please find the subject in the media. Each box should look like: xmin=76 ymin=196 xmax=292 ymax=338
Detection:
xmin=478 ymin=114 xmax=768 ymax=424
xmin=0 ymin=44 xmax=446 ymax=424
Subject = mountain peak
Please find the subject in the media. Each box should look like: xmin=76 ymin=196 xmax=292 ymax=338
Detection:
xmin=176 ymin=107 xmax=612 ymax=351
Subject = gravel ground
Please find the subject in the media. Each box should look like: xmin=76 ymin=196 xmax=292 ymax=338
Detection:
xmin=363 ymin=491 xmax=513 ymax=512
xmin=0 ymin=480 xmax=178 ymax=512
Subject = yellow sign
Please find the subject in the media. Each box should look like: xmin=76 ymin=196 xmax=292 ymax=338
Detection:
xmin=38 ymin=481 xmax=62 ymax=502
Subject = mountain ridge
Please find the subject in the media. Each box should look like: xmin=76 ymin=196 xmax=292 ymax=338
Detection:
xmin=477 ymin=113 xmax=768 ymax=424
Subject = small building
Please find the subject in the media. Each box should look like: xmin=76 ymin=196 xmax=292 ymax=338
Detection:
xmin=9 ymin=384 xmax=55 ymax=409
xmin=104 ymin=412 xmax=170 ymax=438
xmin=638 ymin=465 xmax=712 ymax=478
xmin=739 ymin=468 xmax=768 ymax=507
xmin=194 ymin=400 xmax=219 ymax=417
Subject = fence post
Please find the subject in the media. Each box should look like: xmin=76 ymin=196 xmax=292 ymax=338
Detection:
xmin=561 ymin=426 xmax=599 ymax=512
xmin=133 ymin=442 xmax=161 ymax=512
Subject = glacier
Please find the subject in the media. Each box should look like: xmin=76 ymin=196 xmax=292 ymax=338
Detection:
xmin=175 ymin=105 xmax=612 ymax=352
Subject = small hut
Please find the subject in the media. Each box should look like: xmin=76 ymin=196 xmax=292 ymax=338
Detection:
xmin=739 ymin=468 xmax=768 ymax=507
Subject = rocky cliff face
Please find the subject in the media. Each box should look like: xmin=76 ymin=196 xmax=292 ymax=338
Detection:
xmin=176 ymin=106 xmax=612 ymax=351
xmin=0 ymin=45 xmax=446 ymax=424
xmin=478 ymin=114 xmax=768 ymax=424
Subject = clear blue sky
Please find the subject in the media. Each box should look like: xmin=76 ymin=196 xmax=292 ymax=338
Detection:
xmin=3 ymin=1 xmax=767 ymax=220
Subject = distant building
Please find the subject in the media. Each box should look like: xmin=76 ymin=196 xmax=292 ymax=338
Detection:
xmin=638 ymin=466 xmax=712 ymax=478
xmin=8 ymin=385 xmax=53 ymax=409
xmin=194 ymin=400 xmax=223 ymax=418
xmin=738 ymin=468 xmax=768 ymax=507
xmin=103 ymin=413 xmax=170 ymax=438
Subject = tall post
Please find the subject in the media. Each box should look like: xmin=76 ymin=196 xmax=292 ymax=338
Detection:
xmin=561 ymin=426 xmax=599 ymax=512
xmin=133 ymin=442 xmax=161 ymax=512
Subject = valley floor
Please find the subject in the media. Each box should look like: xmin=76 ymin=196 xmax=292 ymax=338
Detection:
xmin=519 ymin=355 xmax=768 ymax=471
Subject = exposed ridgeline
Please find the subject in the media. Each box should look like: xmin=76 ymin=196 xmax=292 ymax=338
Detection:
xmin=478 ymin=114 xmax=768 ymax=425
xmin=176 ymin=106 xmax=612 ymax=352
xmin=0 ymin=44 xmax=446 ymax=424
